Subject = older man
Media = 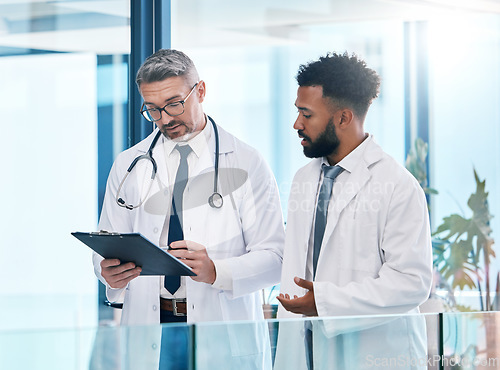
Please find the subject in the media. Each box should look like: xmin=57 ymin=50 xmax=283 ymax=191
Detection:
xmin=94 ymin=49 xmax=284 ymax=369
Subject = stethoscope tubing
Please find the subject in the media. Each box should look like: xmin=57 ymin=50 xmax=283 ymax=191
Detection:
xmin=116 ymin=116 xmax=222 ymax=210
xmin=211 ymin=117 xmax=220 ymax=195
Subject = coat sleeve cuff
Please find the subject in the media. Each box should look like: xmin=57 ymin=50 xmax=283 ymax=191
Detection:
xmin=106 ymin=286 xmax=126 ymax=303
xmin=212 ymin=259 xmax=233 ymax=291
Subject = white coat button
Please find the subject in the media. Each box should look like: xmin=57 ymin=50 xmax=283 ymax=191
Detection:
xmin=153 ymin=305 xmax=157 ymax=311
xmin=152 ymin=343 xmax=157 ymax=350
xmin=153 ymin=227 xmax=158 ymax=233
xmin=191 ymin=304 xmax=195 ymax=310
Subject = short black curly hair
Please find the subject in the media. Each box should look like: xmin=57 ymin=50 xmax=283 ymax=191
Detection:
xmin=296 ymin=52 xmax=380 ymax=118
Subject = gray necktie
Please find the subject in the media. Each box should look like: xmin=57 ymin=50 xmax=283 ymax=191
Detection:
xmin=313 ymin=165 xmax=343 ymax=277
xmin=171 ymin=145 xmax=192 ymax=227
xmin=162 ymin=144 xmax=192 ymax=294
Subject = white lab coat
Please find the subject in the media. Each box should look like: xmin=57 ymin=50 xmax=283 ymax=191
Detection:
xmin=274 ymin=136 xmax=433 ymax=370
xmin=93 ymin=122 xmax=284 ymax=369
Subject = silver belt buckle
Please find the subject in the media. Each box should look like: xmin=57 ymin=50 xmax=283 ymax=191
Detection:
xmin=172 ymin=298 xmax=187 ymax=316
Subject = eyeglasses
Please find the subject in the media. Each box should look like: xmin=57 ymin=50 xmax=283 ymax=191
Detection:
xmin=140 ymin=82 xmax=198 ymax=122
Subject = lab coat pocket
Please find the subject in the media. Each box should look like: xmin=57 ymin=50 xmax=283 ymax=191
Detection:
xmin=335 ymin=212 xmax=381 ymax=278
xmin=217 ymin=292 xmax=264 ymax=358
xmin=353 ymin=223 xmax=381 ymax=274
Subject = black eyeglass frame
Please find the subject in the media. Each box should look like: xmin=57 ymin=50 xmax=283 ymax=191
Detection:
xmin=139 ymin=82 xmax=199 ymax=122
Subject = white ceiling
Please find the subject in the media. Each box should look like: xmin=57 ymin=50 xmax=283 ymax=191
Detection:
xmin=0 ymin=0 xmax=499 ymax=54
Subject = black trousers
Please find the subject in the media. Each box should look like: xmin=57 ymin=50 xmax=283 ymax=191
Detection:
xmin=305 ymin=325 xmax=314 ymax=370
xmin=159 ymin=310 xmax=188 ymax=370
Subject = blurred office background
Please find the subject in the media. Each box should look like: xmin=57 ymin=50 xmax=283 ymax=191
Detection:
xmin=0 ymin=0 xmax=499 ymax=366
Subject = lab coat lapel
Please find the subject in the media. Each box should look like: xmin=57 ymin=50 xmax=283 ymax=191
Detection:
xmin=182 ymin=122 xmax=235 ymax=244
xmin=325 ymin=163 xmax=370 ymax=237
xmin=294 ymin=160 xmax=322 ymax=260
xmin=187 ymin=122 xmax=235 ymax=196
xmin=190 ymin=118 xmax=223 ymax=179
xmin=319 ymin=139 xmax=383 ymax=262
xmin=141 ymin=130 xmax=172 ymax=217
xmin=151 ymin=134 xmax=170 ymax=197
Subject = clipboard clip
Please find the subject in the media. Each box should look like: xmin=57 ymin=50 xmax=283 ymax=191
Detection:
xmin=90 ymin=230 xmax=120 ymax=236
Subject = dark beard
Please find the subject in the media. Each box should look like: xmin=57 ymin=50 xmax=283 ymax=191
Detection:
xmin=302 ymin=117 xmax=340 ymax=158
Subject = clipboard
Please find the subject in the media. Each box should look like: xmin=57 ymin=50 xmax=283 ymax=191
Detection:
xmin=72 ymin=231 xmax=196 ymax=276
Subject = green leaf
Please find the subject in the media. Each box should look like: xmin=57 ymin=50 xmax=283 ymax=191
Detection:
xmin=434 ymin=168 xmax=496 ymax=303
xmin=432 ymin=214 xmax=470 ymax=240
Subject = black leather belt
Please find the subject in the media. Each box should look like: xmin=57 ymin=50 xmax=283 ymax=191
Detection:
xmin=160 ymin=298 xmax=187 ymax=316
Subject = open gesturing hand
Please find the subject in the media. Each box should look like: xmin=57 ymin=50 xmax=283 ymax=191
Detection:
xmin=276 ymin=277 xmax=318 ymax=316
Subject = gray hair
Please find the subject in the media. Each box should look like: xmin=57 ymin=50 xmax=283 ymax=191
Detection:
xmin=135 ymin=49 xmax=199 ymax=88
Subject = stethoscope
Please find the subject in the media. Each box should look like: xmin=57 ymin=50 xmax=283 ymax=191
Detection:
xmin=116 ymin=116 xmax=223 ymax=210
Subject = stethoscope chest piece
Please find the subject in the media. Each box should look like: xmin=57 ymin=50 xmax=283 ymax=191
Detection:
xmin=208 ymin=192 xmax=223 ymax=209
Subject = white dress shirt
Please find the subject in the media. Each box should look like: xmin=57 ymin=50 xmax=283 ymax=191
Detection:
xmin=159 ymin=117 xmax=212 ymax=299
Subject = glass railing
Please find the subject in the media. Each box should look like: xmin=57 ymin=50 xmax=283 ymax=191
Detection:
xmin=441 ymin=311 xmax=500 ymax=369
xmin=1 ymin=311 xmax=500 ymax=370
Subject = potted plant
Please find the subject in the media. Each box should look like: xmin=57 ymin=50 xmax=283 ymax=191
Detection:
xmin=405 ymin=138 xmax=499 ymax=311
xmin=432 ymin=169 xmax=497 ymax=312
xmin=406 ymin=138 xmax=499 ymax=366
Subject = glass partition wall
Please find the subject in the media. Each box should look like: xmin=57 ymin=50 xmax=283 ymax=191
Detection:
xmin=0 ymin=0 xmax=130 ymax=331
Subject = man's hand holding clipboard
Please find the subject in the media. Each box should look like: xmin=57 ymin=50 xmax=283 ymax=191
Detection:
xmin=100 ymin=259 xmax=142 ymax=289
xmin=168 ymin=241 xmax=217 ymax=285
